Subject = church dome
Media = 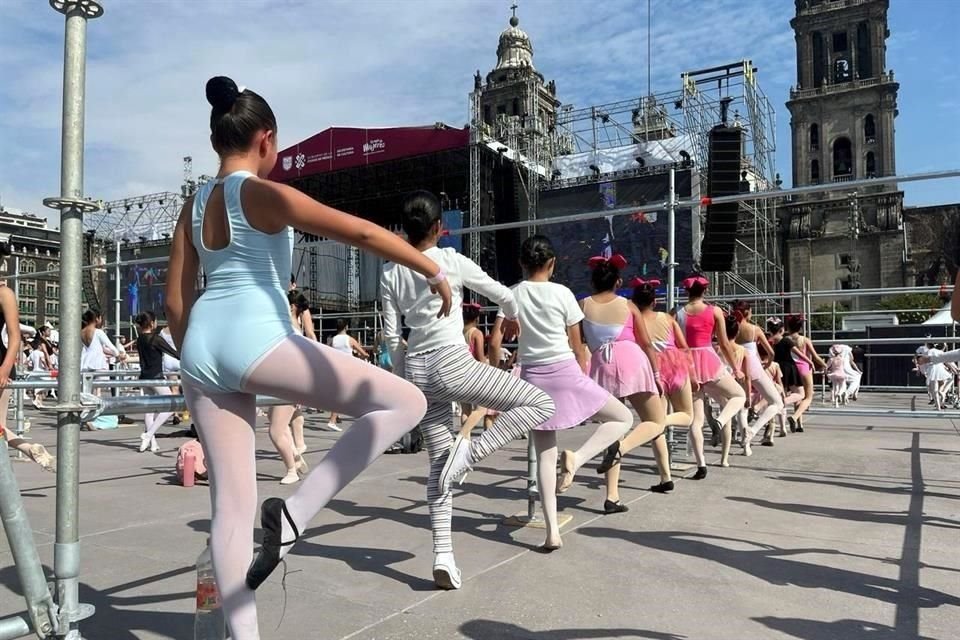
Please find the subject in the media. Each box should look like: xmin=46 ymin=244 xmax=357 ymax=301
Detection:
xmin=495 ymin=13 xmax=535 ymax=71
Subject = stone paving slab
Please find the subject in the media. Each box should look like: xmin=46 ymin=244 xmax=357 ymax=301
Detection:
xmin=1 ymin=395 xmax=958 ymax=639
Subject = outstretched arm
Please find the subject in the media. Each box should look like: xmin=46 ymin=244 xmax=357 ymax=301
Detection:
xmin=247 ymin=180 xmax=452 ymax=317
xmin=165 ymin=199 xmax=199 ymax=349
xmin=0 ymin=288 xmax=19 ymax=388
xmin=489 ymin=317 xmax=504 ymax=368
xmin=714 ymin=307 xmax=742 ymax=379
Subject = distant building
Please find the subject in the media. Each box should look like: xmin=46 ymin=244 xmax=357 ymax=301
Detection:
xmin=0 ymin=207 xmax=61 ymax=327
xmin=784 ymin=0 xmax=959 ymax=303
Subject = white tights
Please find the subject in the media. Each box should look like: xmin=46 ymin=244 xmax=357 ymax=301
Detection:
xmin=745 ymin=371 xmax=784 ymax=440
xmin=533 ymin=395 xmax=632 ymax=545
xmin=690 ymin=374 xmax=747 ymax=467
xmin=142 ymin=384 xmax=174 ymax=439
xmin=183 ymin=336 xmax=427 ymax=640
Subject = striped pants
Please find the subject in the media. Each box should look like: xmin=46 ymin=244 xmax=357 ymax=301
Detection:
xmin=405 ymin=345 xmax=555 ymax=553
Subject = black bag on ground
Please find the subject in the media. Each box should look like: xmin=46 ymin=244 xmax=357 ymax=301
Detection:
xmin=389 ymin=426 xmax=423 ymax=454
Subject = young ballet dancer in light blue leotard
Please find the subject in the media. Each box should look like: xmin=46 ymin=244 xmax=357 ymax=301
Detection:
xmin=165 ymin=76 xmax=453 ymax=640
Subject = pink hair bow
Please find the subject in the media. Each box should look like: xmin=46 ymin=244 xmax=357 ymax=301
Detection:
xmin=630 ymin=277 xmax=661 ymax=288
xmin=682 ymin=275 xmax=709 ymax=289
xmin=462 ymin=302 xmax=482 ymax=310
xmin=587 ymin=254 xmax=628 ymax=270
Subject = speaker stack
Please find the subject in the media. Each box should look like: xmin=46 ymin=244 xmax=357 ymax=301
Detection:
xmin=699 ymin=126 xmax=743 ymax=272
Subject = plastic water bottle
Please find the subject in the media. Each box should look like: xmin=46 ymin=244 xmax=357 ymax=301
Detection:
xmin=194 ymin=541 xmax=225 ymax=640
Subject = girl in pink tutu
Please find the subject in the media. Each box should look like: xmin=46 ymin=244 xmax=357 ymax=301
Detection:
xmin=630 ymin=277 xmax=695 ymax=487
xmin=677 ymin=275 xmax=746 ymax=477
xmin=507 ymin=235 xmax=634 ymax=549
xmin=732 ymin=300 xmax=784 ymax=456
xmin=579 ymin=257 xmax=687 ymax=513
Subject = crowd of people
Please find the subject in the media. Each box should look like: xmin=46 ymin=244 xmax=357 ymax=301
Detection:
xmin=0 ymin=76 xmax=899 ymax=639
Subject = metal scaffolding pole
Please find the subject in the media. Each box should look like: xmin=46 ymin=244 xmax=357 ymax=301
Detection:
xmin=41 ymin=1 xmax=104 ymax=637
xmin=667 ymin=167 xmax=677 ymax=310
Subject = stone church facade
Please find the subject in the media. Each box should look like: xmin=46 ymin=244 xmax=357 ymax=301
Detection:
xmin=783 ymin=0 xmax=958 ymax=300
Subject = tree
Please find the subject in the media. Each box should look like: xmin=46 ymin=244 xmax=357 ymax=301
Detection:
xmin=811 ymin=302 xmax=850 ymax=332
xmin=875 ymin=293 xmax=942 ymax=325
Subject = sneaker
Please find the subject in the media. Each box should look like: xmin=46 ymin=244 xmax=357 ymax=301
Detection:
xmin=432 ymin=552 xmax=462 ymax=590
xmin=438 ymin=435 xmax=473 ymax=495
xmin=327 ymin=423 xmax=342 ymax=432
xmin=28 ymin=444 xmax=56 ymax=472
xmin=138 ymin=434 xmax=150 ymax=453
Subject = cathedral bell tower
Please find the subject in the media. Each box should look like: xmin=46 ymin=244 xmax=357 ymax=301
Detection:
xmin=784 ymin=0 xmax=904 ymax=298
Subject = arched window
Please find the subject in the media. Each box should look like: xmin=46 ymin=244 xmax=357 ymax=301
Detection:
xmin=811 ymin=159 xmax=820 ymax=184
xmin=21 ymin=259 xmax=35 ymax=274
xmin=833 ymin=137 xmax=853 ymax=178
xmin=865 ymin=152 xmax=876 ymax=177
xmin=864 ymin=114 xmax=876 ymax=143
xmin=809 ymin=124 xmax=819 ymax=150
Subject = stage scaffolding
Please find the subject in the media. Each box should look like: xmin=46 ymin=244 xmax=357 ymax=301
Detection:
xmin=549 ymin=59 xmax=783 ymax=310
xmin=469 ymin=75 xmax=555 ymax=266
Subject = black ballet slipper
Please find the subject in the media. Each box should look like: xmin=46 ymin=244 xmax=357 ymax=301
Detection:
xmin=796 ymin=418 xmax=804 ymax=433
xmin=649 ymin=480 xmax=674 ymax=493
xmin=596 ymin=441 xmax=622 ymax=475
xmin=246 ymin=498 xmax=299 ymax=591
xmin=787 ymin=416 xmax=797 ymax=433
xmin=603 ymin=499 xmax=629 ymax=514
xmin=692 ymin=466 xmax=708 ymax=480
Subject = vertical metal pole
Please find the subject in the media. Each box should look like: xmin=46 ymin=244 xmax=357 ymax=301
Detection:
xmin=13 ymin=256 xmax=25 ymax=456
xmin=0 ymin=432 xmax=58 ymax=637
xmin=525 ymin=436 xmax=539 ymax=521
xmin=667 ymin=167 xmax=677 ymax=311
xmin=114 ymin=233 xmax=121 ymax=350
xmin=43 ymin=2 xmax=104 ymax=636
xmin=832 ymin=300 xmax=837 ymax=340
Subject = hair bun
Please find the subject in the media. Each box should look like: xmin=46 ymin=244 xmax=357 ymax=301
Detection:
xmin=206 ymin=76 xmax=240 ymax=112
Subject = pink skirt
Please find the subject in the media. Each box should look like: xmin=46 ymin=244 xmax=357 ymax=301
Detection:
xmin=589 ymin=341 xmax=658 ymax=399
xmin=521 ymin=358 xmax=609 ymax=431
xmin=794 ymin=357 xmax=812 ymax=377
xmin=690 ymin=346 xmax=726 ymax=384
xmin=658 ymin=347 xmax=693 ymax=395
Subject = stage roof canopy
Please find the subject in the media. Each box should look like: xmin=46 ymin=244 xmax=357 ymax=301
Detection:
xmin=270 ymin=124 xmax=469 ymax=182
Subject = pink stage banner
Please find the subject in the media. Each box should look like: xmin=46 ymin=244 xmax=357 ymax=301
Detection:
xmin=270 ymin=126 xmax=469 ymax=182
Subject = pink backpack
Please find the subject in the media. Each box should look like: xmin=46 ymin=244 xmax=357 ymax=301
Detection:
xmin=176 ymin=439 xmax=207 ymax=483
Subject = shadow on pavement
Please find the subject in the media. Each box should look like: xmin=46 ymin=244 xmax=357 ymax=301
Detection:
xmin=459 ymin=619 xmax=686 ymax=639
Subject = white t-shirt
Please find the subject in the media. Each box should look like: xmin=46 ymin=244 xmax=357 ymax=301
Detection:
xmin=331 ymin=334 xmax=353 ymax=356
xmin=501 ymin=280 xmax=583 ymax=367
xmin=380 ymin=246 xmax=518 ymax=357
xmin=80 ymin=329 xmax=120 ymax=371
xmin=160 ymin=328 xmax=180 ymax=373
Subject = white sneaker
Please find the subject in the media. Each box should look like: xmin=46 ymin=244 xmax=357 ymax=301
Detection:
xmin=432 ymin=552 xmax=462 ymax=590
xmin=138 ymin=434 xmax=150 ymax=453
xmin=150 ymin=437 xmax=159 ymax=453
xmin=438 ymin=435 xmax=473 ymax=495
xmin=280 ymin=470 xmax=301 ymax=485
xmin=327 ymin=423 xmax=342 ymax=432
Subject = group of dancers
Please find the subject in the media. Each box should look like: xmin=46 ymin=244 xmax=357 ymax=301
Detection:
xmin=161 ymin=77 xmax=860 ymax=639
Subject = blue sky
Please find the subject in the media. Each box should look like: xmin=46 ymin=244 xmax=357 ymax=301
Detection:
xmin=1 ymin=0 xmax=957 ymax=228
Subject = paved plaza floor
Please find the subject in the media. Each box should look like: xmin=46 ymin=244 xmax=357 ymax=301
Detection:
xmin=1 ymin=393 xmax=958 ymax=639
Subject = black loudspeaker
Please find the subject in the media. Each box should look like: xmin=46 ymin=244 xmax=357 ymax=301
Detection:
xmin=700 ymin=126 xmax=742 ymax=272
